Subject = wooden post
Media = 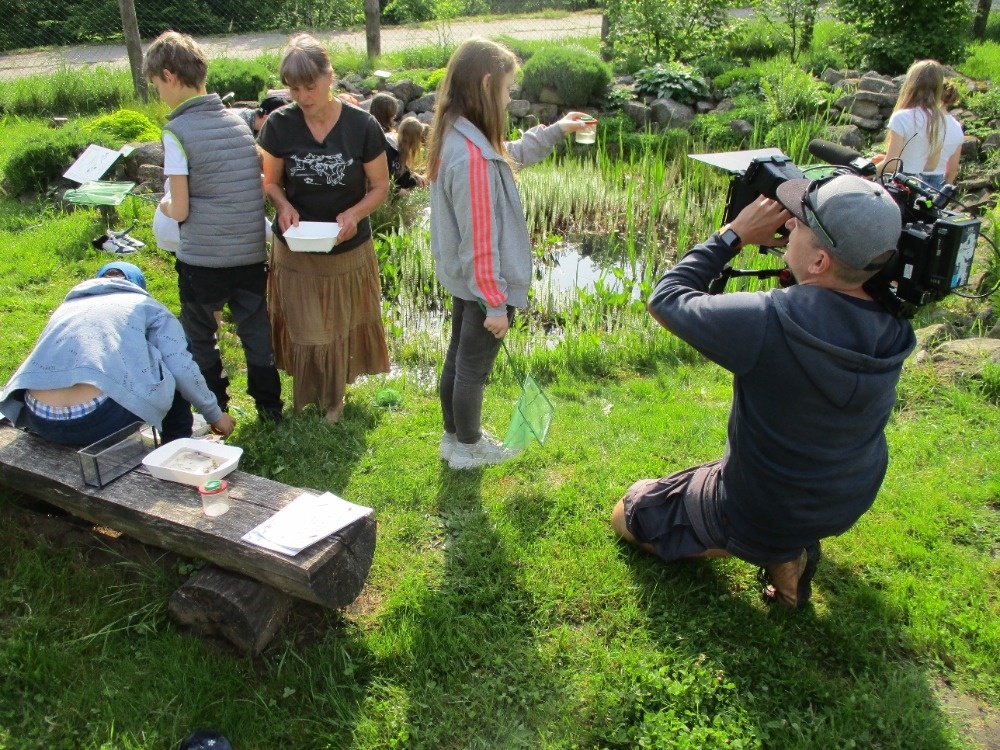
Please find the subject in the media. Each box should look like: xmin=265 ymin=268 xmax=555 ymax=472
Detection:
xmin=117 ymin=0 xmax=148 ymax=102
xmin=364 ymin=0 xmax=381 ymax=59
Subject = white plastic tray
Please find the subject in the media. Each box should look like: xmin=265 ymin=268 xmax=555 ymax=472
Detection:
xmin=283 ymin=221 xmax=340 ymax=252
xmin=142 ymin=438 xmax=242 ymax=486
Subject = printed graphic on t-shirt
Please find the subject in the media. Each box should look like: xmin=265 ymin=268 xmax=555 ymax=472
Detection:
xmin=288 ymin=153 xmax=355 ymax=186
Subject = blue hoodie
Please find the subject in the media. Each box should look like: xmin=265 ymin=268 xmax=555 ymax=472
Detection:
xmin=649 ymin=233 xmax=916 ymax=549
xmin=0 ymin=277 xmax=223 ymax=429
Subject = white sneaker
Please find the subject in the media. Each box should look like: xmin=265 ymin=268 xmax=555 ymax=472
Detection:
xmin=448 ymin=433 xmax=518 ymax=470
xmin=439 ymin=432 xmax=457 ymax=461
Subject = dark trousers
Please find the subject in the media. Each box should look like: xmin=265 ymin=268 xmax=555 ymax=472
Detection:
xmin=176 ymin=260 xmax=282 ymax=417
xmin=22 ymin=390 xmax=194 ymax=446
xmin=439 ymin=296 xmax=514 ymax=444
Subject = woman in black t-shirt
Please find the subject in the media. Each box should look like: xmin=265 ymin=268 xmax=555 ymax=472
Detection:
xmin=260 ymin=33 xmax=390 ymax=423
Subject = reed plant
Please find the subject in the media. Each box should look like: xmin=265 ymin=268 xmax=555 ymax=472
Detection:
xmin=0 ymin=66 xmax=137 ymax=117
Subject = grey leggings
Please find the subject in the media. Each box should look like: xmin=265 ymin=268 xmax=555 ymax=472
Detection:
xmin=439 ymin=296 xmax=514 ymax=444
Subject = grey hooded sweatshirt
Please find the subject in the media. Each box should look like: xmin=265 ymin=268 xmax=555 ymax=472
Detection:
xmin=0 ymin=278 xmax=223 ymax=430
xmin=649 ymin=233 xmax=916 ymax=550
xmin=430 ymin=117 xmax=567 ymax=317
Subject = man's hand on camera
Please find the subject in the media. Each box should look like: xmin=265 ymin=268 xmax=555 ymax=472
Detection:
xmin=728 ymin=196 xmax=792 ymax=249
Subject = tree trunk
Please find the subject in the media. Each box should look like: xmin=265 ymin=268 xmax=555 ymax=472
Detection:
xmin=117 ymin=0 xmax=147 ymax=102
xmin=601 ymin=13 xmax=611 ymax=60
xmin=972 ymin=0 xmax=991 ymax=40
xmin=800 ymin=0 xmax=820 ymax=53
xmin=364 ymin=0 xmax=381 ymax=59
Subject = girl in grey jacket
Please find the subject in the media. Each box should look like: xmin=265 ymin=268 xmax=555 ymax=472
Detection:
xmin=426 ymin=37 xmax=593 ymax=470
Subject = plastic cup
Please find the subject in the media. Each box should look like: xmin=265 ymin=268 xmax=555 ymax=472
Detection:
xmin=575 ymin=117 xmax=597 ymax=144
xmin=199 ymin=479 xmax=231 ymax=517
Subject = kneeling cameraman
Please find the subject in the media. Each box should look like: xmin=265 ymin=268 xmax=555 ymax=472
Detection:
xmin=611 ymin=174 xmax=916 ymax=608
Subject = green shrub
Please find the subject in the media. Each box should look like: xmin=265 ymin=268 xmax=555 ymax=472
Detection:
xmin=959 ymin=41 xmax=1000 ymax=84
xmin=2 ymin=128 xmax=96 ymax=197
xmin=84 ymin=110 xmax=161 ymax=145
xmin=712 ymin=66 xmax=761 ymax=98
xmin=206 ymin=59 xmax=273 ymax=102
xmin=759 ymin=63 xmax=829 ymax=121
xmin=693 ymin=55 xmax=734 ymax=82
xmin=835 ymin=0 xmax=970 ymax=74
xmin=520 ymin=46 xmax=612 ymax=108
xmin=604 ymin=0 xmax=731 ymax=65
xmin=692 ymin=111 xmax=749 ymax=149
xmin=724 ymin=16 xmax=792 ymax=61
xmin=633 ymin=62 xmax=709 ymax=105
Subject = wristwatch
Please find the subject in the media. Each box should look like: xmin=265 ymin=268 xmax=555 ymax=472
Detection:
xmin=719 ymin=226 xmax=742 ymax=251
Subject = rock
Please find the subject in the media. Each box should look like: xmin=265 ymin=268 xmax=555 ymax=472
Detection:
xmin=858 ymin=74 xmax=899 ymax=96
xmin=506 ymin=99 xmax=531 ymax=118
xmin=821 ymin=68 xmax=845 ymax=86
xmin=520 ymin=114 xmax=540 ymax=130
xmin=981 ymin=132 xmax=1000 ymax=152
xmin=853 ymin=89 xmax=898 ymax=108
xmin=846 ymin=113 xmax=883 ymax=130
xmin=405 ymin=93 xmax=437 ymax=114
xmin=914 ymin=322 xmax=954 ymax=351
xmin=961 ymin=135 xmax=980 ymax=159
xmin=823 ymin=124 xmax=864 ymax=150
xmin=387 ymin=79 xmax=424 ymax=104
xmin=415 ymin=111 xmax=434 ymax=126
xmin=538 ymin=87 xmax=564 ymax=106
xmin=729 ymin=119 xmax=755 ymax=138
xmin=650 ymin=98 xmax=694 ymax=127
xmin=529 ymin=102 xmax=559 ymax=123
xmin=123 ymin=141 xmax=164 ymax=180
xmin=846 ymin=98 xmax=881 ymax=120
xmin=933 ymin=338 xmax=1000 ymax=369
xmin=136 ymin=164 xmax=164 ymax=193
xmin=622 ymin=101 xmax=650 ymax=129
xmin=714 ymin=98 xmax=735 ymax=113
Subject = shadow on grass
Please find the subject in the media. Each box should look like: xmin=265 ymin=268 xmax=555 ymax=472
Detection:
xmin=615 ymin=544 xmax=957 ymax=749
xmin=367 ymin=464 xmax=571 ymax=748
xmin=237 ymin=397 xmax=384 ymax=491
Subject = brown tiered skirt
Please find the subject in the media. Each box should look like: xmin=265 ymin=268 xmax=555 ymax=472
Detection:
xmin=269 ymin=236 xmax=390 ymax=413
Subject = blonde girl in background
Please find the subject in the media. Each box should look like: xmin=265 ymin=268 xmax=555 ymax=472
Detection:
xmin=394 ymin=116 xmax=429 ymax=189
xmin=874 ymin=59 xmax=964 ymax=191
xmin=427 ymin=37 xmax=593 ymax=470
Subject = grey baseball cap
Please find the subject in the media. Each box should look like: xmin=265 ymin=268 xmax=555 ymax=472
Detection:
xmin=776 ymin=174 xmax=902 ymax=270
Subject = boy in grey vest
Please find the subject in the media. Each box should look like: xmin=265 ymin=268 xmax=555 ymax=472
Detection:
xmin=144 ymin=31 xmax=283 ymax=422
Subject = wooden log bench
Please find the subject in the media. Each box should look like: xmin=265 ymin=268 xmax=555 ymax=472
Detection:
xmin=0 ymin=424 xmax=376 ymax=654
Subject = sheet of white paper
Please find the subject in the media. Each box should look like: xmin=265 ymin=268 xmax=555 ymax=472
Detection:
xmin=63 ymin=144 xmax=125 ymax=183
xmin=241 ymin=491 xmax=372 ymax=556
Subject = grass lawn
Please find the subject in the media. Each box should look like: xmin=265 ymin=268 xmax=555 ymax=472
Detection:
xmin=1 ymin=112 xmax=998 ymax=748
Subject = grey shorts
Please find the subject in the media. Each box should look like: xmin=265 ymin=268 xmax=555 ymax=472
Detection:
xmin=623 ymin=461 xmax=805 ymax=567
xmin=622 ymin=466 xmax=712 ymax=562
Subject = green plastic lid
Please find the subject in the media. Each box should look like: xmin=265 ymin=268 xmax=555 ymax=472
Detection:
xmin=201 ymin=479 xmax=224 ymax=493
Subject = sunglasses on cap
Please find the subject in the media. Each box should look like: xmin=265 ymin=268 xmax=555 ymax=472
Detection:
xmin=802 ymin=175 xmax=838 ymax=250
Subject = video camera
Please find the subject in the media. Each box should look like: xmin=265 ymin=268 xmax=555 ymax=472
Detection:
xmin=691 ymin=141 xmax=983 ymax=318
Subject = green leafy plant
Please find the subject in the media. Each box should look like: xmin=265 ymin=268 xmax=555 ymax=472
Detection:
xmin=206 ymin=58 xmax=273 ymax=102
xmin=834 ymin=0 xmax=971 ymax=74
xmin=759 ymin=64 xmax=828 ymax=121
xmin=2 ymin=128 xmax=95 ymax=197
xmin=633 ymin=62 xmax=709 ymax=105
xmin=520 ymin=46 xmax=611 ymax=108
xmin=84 ymin=109 xmax=160 ymax=145
xmin=604 ymin=0 xmax=732 ymax=65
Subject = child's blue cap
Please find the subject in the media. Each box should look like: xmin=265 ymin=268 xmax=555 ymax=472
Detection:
xmin=96 ymin=261 xmax=146 ymax=290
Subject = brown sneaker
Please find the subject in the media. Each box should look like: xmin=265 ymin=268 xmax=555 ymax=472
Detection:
xmin=757 ymin=542 xmax=822 ymax=609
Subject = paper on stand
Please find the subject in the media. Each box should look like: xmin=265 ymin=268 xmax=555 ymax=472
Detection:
xmin=242 ymin=491 xmax=372 ymax=556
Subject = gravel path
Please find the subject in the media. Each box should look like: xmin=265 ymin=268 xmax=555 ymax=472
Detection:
xmin=0 ymin=12 xmax=604 ymax=81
